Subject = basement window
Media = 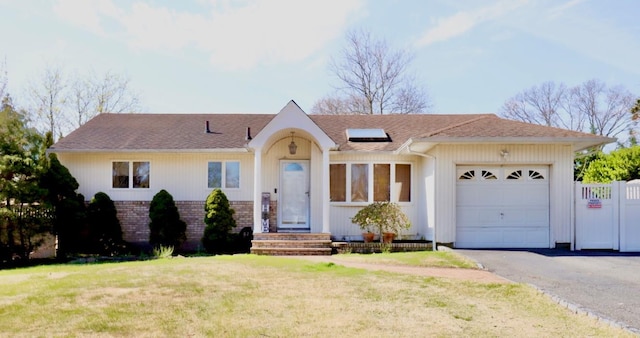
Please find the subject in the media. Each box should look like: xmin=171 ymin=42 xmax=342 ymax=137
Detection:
xmin=346 ymin=128 xmax=391 ymax=142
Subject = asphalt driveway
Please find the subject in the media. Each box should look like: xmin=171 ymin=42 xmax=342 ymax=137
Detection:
xmin=454 ymin=248 xmax=640 ymax=333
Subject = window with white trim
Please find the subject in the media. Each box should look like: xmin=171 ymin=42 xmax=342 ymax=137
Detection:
xmin=330 ymin=162 xmax=411 ymax=203
xmin=208 ymin=161 xmax=240 ymax=189
xmin=112 ymin=161 xmax=150 ymax=189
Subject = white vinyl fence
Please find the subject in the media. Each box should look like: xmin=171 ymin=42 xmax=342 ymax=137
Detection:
xmin=575 ymin=182 xmax=640 ymax=252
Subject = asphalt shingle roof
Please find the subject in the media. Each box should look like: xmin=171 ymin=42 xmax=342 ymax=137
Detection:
xmin=50 ymin=112 xmax=613 ymax=152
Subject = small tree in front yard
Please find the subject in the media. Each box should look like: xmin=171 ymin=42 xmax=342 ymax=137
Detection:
xmin=351 ymin=201 xmax=411 ymax=242
xmin=149 ymin=189 xmax=186 ymax=250
xmin=202 ymin=189 xmax=236 ymax=254
xmin=87 ymin=192 xmax=124 ymax=255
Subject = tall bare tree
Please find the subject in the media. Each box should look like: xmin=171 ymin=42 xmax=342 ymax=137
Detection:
xmin=91 ymin=70 xmax=140 ymax=115
xmin=569 ymin=79 xmax=634 ymax=137
xmin=500 ymin=79 xmax=635 ymax=139
xmin=27 ymin=65 xmax=68 ymax=140
xmin=27 ymin=65 xmax=142 ymax=139
xmin=312 ymin=29 xmax=431 ymax=115
xmin=0 ymin=57 xmax=7 ymax=101
xmin=70 ymin=70 xmax=141 ymax=128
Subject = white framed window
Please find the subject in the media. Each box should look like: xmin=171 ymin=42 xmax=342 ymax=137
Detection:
xmin=330 ymin=162 xmax=411 ymax=203
xmin=208 ymin=161 xmax=240 ymax=189
xmin=112 ymin=161 xmax=150 ymax=189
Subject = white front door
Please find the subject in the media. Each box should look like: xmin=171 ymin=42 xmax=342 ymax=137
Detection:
xmin=279 ymin=160 xmax=310 ymax=231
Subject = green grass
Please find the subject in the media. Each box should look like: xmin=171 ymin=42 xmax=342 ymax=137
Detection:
xmin=334 ymin=250 xmax=479 ymax=268
xmin=0 ymin=254 xmax=633 ymax=337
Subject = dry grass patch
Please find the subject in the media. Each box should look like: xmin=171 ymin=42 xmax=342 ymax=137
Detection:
xmin=333 ymin=250 xmax=479 ymax=268
xmin=0 ymin=255 xmax=633 ymax=337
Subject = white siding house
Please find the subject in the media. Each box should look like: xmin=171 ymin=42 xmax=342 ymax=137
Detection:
xmin=50 ymin=100 xmax=614 ymax=250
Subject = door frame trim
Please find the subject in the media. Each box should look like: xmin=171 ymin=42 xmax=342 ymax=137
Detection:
xmin=278 ymin=159 xmax=311 ymax=232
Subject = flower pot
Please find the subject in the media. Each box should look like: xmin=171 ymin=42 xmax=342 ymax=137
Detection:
xmin=362 ymin=232 xmax=375 ymax=243
xmin=382 ymin=232 xmax=396 ymax=243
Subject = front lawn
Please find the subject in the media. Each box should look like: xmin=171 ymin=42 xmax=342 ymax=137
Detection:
xmin=333 ymin=250 xmax=479 ymax=268
xmin=0 ymin=254 xmax=632 ymax=337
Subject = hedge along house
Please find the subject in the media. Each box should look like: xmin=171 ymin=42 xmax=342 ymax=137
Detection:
xmin=49 ymin=100 xmax=613 ymax=252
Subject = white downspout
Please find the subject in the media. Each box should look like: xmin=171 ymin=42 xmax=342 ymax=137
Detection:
xmin=405 ymin=144 xmax=438 ymax=251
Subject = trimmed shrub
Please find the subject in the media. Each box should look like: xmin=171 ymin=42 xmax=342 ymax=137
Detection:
xmin=149 ymin=189 xmax=186 ymax=250
xmin=87 ymin=192 xmax=124 ymax=255
xmin=202 ymin=189 xmax=237 ymax=253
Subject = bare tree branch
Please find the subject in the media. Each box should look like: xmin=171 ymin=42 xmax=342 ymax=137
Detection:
xmin=0 ymin=57 xmax=7 ymax=101
xmin=69 ymin=75 xmax=93 ymax=127
xmin=27 ymin=65 xmax=68 ymax=140
xmin=567 ymin=79 xmax=634 ymax=137
xmin=500 ymin=79 xmax=635 ymax=139
xmin=315 ymin=29 xmax=431 ymax=115
xmin=27 ymin=65 xmax=143 ymax=138
xmin=91 ymin=70 xmax=140 ymax=114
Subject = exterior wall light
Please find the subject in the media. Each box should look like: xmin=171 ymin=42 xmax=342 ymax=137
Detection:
xmin=500 ymin=149 xmax=509 ymax=159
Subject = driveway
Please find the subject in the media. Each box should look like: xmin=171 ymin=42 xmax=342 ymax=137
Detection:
xmin=454 ymin=248 xmax=640 ymax=333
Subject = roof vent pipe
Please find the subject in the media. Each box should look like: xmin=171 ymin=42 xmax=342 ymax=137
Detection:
xmin=205 ymin=121 xmax=211 ymax=133
xmin=246 ymin=127 xmax=252 ymax=140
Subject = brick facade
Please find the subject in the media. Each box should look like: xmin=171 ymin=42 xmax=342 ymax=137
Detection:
xmin=114 ymin=200 xmax=278 ymax=251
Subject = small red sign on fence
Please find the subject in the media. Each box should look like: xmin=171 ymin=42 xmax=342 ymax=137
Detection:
xmin=587 ymin=198 xmax=602 ymax=209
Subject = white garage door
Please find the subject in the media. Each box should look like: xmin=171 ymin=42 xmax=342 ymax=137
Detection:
xmin=456 ymin=166 xmax=550 ymax=248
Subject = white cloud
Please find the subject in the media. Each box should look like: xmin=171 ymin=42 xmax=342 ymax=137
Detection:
xmin=52 ymin=0 xmax=364 ymax=71
xmin=53 ymin=0 xmax=123 ymax=37
xmin=547 ymin=0 xmax=584 ymax=19
xmin=415 ymin=0 xmax=529 ymax=47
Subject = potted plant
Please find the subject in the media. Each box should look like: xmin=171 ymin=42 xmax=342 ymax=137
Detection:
xmin=351 ymin=201 xmax=411 ymax=243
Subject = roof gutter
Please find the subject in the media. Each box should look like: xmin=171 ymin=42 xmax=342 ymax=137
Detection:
xmin=411 ymin=136 xmax=616 ymax=152
xmin=48 ymin=148 xmax=251 ymax=154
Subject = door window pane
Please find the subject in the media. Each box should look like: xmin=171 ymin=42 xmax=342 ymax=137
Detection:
xmin=396 ymin=164 xmax=411 ymax=202
xmin=133 ymin=162 xmax=150 ymax=188
xmin=112 ymin=162 xmax=129 ymax=188
xmin=351 ymin=164 xmax=368 ymax=202
xmin=374 ymin=164 xmax=390 ymax=201
xmin=225 ymin=161 xmax=240 ymax=188
xmin=330 ymin=164 xmax=346 ymax=202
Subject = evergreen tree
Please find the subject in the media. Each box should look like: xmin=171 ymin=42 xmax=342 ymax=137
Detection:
xmin=0 ymin=96 xmax=50 ymax=260
xmin=87 ymin=192 xmax=123 ymax=255
xmin=202 ymin=189 xmax=236 ymax=253
xmin=40 ymin=153 xmax=86 ymax=256
xmin=149 ymin=189 xmax=186 ymax=250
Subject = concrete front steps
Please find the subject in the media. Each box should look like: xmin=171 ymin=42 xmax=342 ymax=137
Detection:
xmin=250 ymin=233 xmax=332 ymax=256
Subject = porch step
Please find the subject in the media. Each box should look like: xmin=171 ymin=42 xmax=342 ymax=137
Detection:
xmin=251 ymin=233 xmax=332 ymax=256
xmin=253 ymin=233 xmax=331 ymax=241
xmin=252 ymin=240 xmax=332 ymax=248
xmin=251 ymin=247 xmax=332 ymax=256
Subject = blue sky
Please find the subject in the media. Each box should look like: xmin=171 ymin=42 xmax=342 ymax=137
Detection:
xmin=1 ymin=0 xmax=639 ymax=115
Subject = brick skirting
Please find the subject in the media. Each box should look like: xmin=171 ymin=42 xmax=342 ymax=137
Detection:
xmin=114 ymin=200 xmax=278 ymax=251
